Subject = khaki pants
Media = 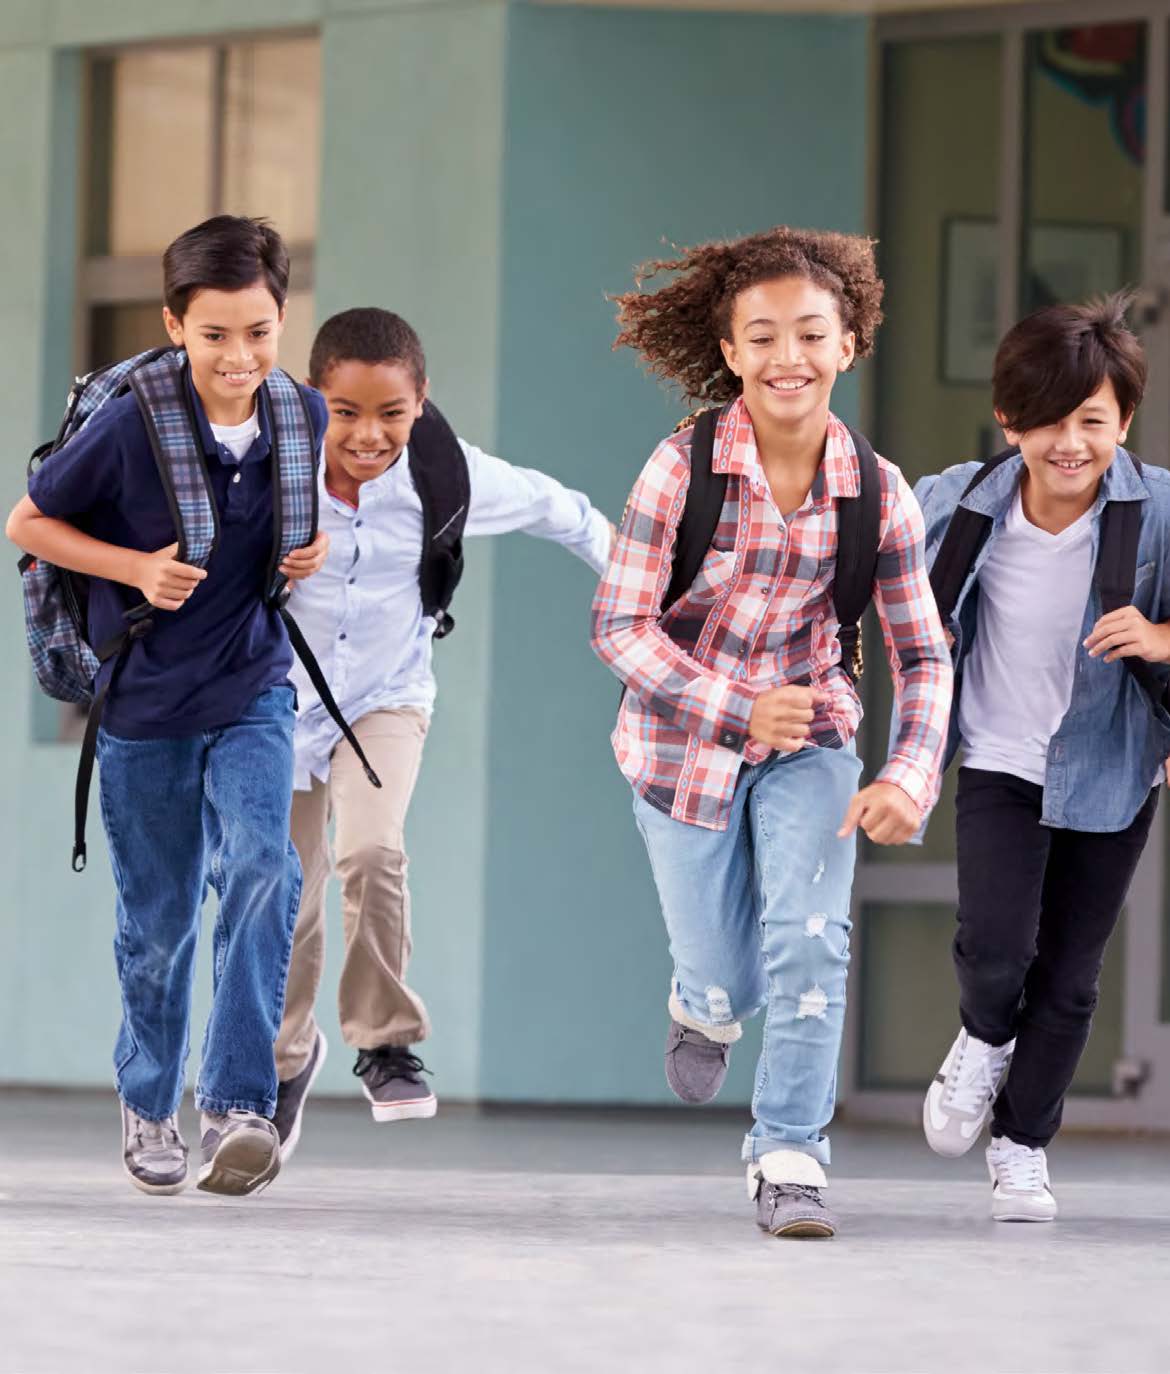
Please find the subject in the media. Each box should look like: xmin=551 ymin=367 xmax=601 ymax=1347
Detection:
xmin=275 ymin=708 xmax=430 ymax=1080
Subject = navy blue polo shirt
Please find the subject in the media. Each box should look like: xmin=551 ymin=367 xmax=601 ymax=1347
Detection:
xmin=28 ymin=374 xmax=328 ymax=739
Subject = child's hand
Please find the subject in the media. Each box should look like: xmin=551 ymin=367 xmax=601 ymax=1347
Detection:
xmin=838 ymin=782 xmax=919 ymax=845
xmin=132 ymin=542 xmax=207 ymax=611
xmin=280 ymin=530 xmax=330 ymax=582
xmin=1085 ymin=606 xmax=1170 ymax=663
xmin=748 ymin=686 xmax=827 ymax=753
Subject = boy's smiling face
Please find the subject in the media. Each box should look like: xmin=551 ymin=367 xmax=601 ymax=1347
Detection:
xmin=1002 ymin=378 xmax=1130 ymax=516
xmin=318 ymin=360 xmax=427 ymax=495
xmin=719 ymin=276 xmax=855 ymax=432
xmin=163 ymin=281 xmax=284 ymax=423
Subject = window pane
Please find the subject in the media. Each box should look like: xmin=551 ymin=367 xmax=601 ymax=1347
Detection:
xmin=222 ymin=38 xmax=320 ymax=243
xmin=97 ymin=49 xmax=216 ymax=257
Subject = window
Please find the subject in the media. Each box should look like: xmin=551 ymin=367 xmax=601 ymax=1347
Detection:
xmin=81 ymin=33 xmax=320 ymax=378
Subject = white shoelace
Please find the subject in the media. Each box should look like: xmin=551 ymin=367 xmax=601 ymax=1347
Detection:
xmin=991 ymin=1143 xmax=1047 ymax=1193
xmin=944 ymin=1038 xmax=1009 ymax=1115
xmin=128 ymin=1110 xmax=181 ymax=1153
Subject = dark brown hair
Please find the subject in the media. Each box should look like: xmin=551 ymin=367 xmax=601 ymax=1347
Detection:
xmin=308 ymin=308 xmax=427 ymax=391
xmin=612 ymin=226 xmax=884 ymax=403
xmin=993 ymin=292 xmax=1147 ymax=432
xmin=163 ymin=215 xmax=289 ymax=318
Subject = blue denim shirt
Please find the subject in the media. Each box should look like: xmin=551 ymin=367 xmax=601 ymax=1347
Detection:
xmin=914 ymin=449 xmax=1170 ymax=832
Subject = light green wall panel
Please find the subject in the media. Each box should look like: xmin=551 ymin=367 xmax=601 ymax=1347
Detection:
xmin=480 ymin=2 xmax=870 ymax=1102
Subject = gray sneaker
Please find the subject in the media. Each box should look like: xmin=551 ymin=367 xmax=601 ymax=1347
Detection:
xmin=197 ymin=1111 xmax=281 ymax=1196
xmin=665 ymin=1020 xmax=730 ymax=1104
xmin=748 ymin=1150 xmax=836 ymax=1239
xmin=274 ymin=1029 xmax=328 ymax=1162
xmin=353 ymin=1047 xmax=437 ymax=1122
xmin=120 ymin=1101 xmax=188 ymax=1195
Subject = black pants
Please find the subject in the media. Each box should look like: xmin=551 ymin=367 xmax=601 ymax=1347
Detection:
xmin=954 ymin=768 xmax=1158 ymax=1149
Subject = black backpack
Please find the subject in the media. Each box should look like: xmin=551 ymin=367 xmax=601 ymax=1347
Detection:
xmin=664 ymin=405 xmax=883 ymax=681
xmin=928 ymin=447 xmax=1169 ymax=713
xmin=406 ymin=400 xmax=471 ymax=639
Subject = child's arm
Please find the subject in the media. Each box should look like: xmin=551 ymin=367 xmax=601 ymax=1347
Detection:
xmin=841 ymin=468 xmax=954 ymax=842
xmin=6 ymin=495 xmax=206 ymax=611
xmin=591 ymin=438 xmax=761 ymax=752
xmin=462 ymin=443 xmax=613 ymax=573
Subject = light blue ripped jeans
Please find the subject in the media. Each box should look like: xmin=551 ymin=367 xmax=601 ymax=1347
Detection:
xmin=634 ymin=741 xmax=863 ymax=1166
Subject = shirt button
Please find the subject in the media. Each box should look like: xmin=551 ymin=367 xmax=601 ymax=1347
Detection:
xmin=348 ymin=578 xmax=356 ymax=585
xmin=355 ymin=520 xmax=363 ymax=528
xmin=232 ymin=472 xmax=241 ymax=485
xmin=339 ymin=632 xmax=347 ymax=641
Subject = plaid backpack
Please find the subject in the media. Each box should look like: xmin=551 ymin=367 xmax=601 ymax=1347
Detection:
xmin=18 ymin=347 xmax=380 ymax=871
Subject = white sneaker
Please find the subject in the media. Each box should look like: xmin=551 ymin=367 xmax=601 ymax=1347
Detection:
xmin=923 ymin=1028 xmax=1014 ymax=1157
xmin=986 ymin=1138 xmax=1058 ymax=1222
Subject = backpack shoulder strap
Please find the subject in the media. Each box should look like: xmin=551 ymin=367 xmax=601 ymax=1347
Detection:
xmin=834 ymin=428 xmax=883 ymax=681
xmin=662 ymin=406 xmax=729 ymax=613
xmin=928 ymin=447 xmax=1020 ymax=624
xmin=407 ymin=400 xmax=471 ymax=639
xmin=262 ymin=368 xmax=319 ymax=602
xmin=128 ymin=350 xmax=218 ymax=568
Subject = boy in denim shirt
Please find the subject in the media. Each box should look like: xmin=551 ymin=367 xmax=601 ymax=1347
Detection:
xmin=6 ymin=216 xmax=329 ymax=1197
xmin=918 ymin=295 xmax=1169 ymax=1220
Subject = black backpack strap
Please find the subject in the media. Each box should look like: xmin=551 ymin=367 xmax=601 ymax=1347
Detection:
xmin=928 ymin=447 xmax=1021 ymax=625
xmin=1096 ymin=459 xmax=1169 ymax=714
xmin=279 ymin=608 xmax=382 ymax=789
xmin=72 ymin=607 xmax=154 ymax=871
xmin=661 ymin=406 xmax=729 ymax=612
xmin=835 ymin=429 xmax=883 ymax=681
xmin=408 ymin=401 xmax=470 ymax=640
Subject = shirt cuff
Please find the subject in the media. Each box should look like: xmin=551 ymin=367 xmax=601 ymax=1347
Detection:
xmin=875 ymin=756 xmax=932 ymax=816
xmin=710 ymin=679 xmax=757 ymax=754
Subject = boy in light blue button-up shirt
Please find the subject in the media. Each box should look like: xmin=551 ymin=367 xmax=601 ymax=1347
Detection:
xmin=915 ymin=295 xmax=1170 ymax=1222
xmin=271 ymin=309 xmax=613 ymax=1156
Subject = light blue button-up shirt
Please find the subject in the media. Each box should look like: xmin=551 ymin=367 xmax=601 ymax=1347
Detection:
xmin=914 ymin=449 xmax=1170 ymax=832
xmin=287 ymin=438 xmax=612 ymax=789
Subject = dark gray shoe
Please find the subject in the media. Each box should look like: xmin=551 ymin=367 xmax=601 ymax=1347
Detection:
xmin=755 ymin=1181 xmax=837 ymax=1238
xmin=274 ymin=1029 xmax=328 ymax=1162
xmin=664 ymin=1020 xmax=730 ymax=1104
xmin=197 ymin=1112 xmax=280 ymax=1196
xmin=354 ymin=1046 xmax=437 ymax=1123
xmin=120 ymin=1101 xmax=188 ymax=1195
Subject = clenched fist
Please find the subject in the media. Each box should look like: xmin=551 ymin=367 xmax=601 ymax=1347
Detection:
xmin=131 ymin=542 xmax=207 ymax=611
xmin=748 ymin=685 xmax=827 ymax=754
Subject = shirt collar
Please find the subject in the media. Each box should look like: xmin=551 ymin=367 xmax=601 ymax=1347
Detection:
xmin=712 ymin=395 xmax=860 ymax=502
xmin=185 ymin=367 xmax=272 ymax=463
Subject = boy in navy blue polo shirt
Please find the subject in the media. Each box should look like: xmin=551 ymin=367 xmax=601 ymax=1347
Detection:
xmin=6 ymin=216 xmax=328 ymax=1198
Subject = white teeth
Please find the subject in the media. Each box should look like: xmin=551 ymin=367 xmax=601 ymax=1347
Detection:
xmin=769 ymin=379 xmax=809 ymax=391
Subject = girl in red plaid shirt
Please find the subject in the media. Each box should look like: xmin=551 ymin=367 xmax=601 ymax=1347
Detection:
xmin=591 ymin=226 xmax=953 ymax=1239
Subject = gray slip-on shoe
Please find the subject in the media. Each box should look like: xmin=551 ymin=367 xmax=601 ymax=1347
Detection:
xmin=749 ymin=1150 xmax=836 ymax=1239
xmin=664 ymin=1020 xmax=731 ymax=1105
xmin=274 ymin=1029 xmax=328 ymax=1162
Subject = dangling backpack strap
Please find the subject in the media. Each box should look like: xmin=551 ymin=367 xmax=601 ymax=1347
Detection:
xmin=260 ymin=368 xmax=382 ymax=790
xmin=834 ymin=429 xmax=883 ymax=682
xmin=661 ymin=406 xmax=730 ymax=613
xmin=408 ymin=401 xmax=470 ymax=640
xmin=1096 ymin=456 xmax=1169 ymax=715
xmin=928 ymin=447 xmax=1021 ymax=625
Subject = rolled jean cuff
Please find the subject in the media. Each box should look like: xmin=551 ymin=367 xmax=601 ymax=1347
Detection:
xmin=741 ymin=1132 xmax=831 ymax=1167
xmin=195 ymin=1093 xmax=276 ymax=1119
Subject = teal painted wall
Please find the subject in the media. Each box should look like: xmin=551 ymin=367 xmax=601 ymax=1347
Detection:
xmin=0 ymin=1 xmax=870 ymax=1106
xmin=480 ymin=3 xmax=869 ymax=1101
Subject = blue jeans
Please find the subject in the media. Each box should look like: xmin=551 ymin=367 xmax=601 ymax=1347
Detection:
xmin=97 ymin=685 xmax=302 ymax=1120
xmin=634 ymin=742 xmax=863 ymax=1166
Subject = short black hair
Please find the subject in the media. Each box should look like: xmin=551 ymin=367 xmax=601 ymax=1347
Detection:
xmin=308 ymin=308 xmax=427 ymax=391
xmin=162 ymin=215 xmax=289 ymax=318
xmin=993 ymin=292 xmax=1147 ymax=433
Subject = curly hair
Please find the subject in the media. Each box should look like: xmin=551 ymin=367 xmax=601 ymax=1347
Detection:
xmin=612 ymin=226 xmax=884 ymax=404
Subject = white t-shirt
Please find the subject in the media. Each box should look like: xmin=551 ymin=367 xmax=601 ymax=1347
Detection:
xmin=959 ymin=487 xmax=1094 ymax=785
xmin=209 ymin=411 xmax=261 ymax=462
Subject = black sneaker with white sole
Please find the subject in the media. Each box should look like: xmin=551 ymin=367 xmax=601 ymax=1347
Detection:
xmin=353 ymin=1046 xmax=437 ymax=1123
xmin=274 ymin=1029 xmax=328 ymax=1162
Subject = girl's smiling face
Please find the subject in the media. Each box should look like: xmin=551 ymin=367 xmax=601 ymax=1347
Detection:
xmin=719 ymin=276 xmax=854 ymax=431
xmin=318 ymin=359 xmax=427 ymax=492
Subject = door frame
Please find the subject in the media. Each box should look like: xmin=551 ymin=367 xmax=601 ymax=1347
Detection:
xmin=844 ymin=0 xmax=1170 ymax=1129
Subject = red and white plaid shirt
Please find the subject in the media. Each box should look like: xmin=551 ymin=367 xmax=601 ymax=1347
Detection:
xmin=591 ymin=398 xmax=953 ymax=831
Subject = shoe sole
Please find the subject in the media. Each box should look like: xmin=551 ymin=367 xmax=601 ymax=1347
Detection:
xmin=761 ymin=1220 xmax=836 ymax=1239
xmin=197 ymin=1127 xmax=281 ymax=1197
xmin=369 ymin=1094 xmax=438 ymax=1123
xmin=123 ymin=1161 xmax=188 ymax=1196
xmin=280 ymin=1031 xmax=329 ymax=1164
xmin=992 ymin=1209 xmax=1056 ymax=1223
